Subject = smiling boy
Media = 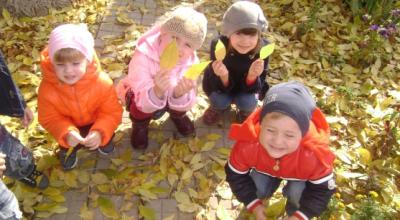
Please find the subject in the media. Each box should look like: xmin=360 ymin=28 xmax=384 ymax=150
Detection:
xmin=225 ymin=81 xmax=336 ymax=220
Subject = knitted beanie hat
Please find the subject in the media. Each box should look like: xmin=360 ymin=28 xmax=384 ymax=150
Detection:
xmin=48 ymin=23 xmax=94 ymax=62
xmin=221 ymin=1 xmax=268 ymax=37
xmin=160 ymin=7 xmax=207 ymax=50
xmin=260 ymin=81 xmax=316 ymax=136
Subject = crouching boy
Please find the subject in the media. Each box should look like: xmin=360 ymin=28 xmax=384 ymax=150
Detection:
xmin=225 ymin=81 xmax=336 ymax=220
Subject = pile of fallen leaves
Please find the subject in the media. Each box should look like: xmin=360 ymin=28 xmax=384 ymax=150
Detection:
xmin=0 ymin=0 xmax=399 ymax=219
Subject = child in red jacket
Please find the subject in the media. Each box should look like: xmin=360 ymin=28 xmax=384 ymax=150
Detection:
xmin=225 ymin=81 xmax=336 ymax=220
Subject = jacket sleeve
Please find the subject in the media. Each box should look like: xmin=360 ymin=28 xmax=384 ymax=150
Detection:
xmin=90 ymin=75 xmax=123 ymax=146
xmin=127 ymin=51 xmax=167 ymax=113
xmin=167 ymin=88 xmax=197 ymax=112
xmin=38 ymin=84 xmax=78 ymax=148
xmin=295 ymin=173 xmax=335 ymax=219
xmin=225 ymin=142 xmax=262 ymax=212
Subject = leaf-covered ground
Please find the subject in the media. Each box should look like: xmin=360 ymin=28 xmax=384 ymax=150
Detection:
xmin=0 ymin=0 xmax=399 ymax=219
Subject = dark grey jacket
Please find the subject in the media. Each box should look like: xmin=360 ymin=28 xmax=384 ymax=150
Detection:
xmin=0 ymin=51 xmax=26 ymax=117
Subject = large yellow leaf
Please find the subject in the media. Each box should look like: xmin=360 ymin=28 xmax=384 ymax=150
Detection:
xmin=259 ymin=43 xmax=275 ymax=59
xmin=138 ymin=205 xmax=156 ymax=220
xmin=357 ymin=148 xmax=371 ymax=165
xmin=215 ymin=40 xmax=226 ymax=61
xmin=175 ymin=191 xmax=191 ymax=204
xmin=160 ymin=39 xmax=179 ymax=70
xmin=265 ymin=198 xmax=286 ymax=218
xmin=98 ymin=196 xmax=119 ymax=219
xmin=184 ymin=61 xmax=211 ymax=80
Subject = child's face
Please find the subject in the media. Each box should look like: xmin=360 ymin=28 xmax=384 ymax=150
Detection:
xmin=259 ymin=113 xmax=302 ymax=159
xmin=161 ymin=33 xmax=194 ymax=61
xmin=53 ymin=57 xmax=88 ymax=85
xmin=229 ymin=31 xmax=259 ymax=54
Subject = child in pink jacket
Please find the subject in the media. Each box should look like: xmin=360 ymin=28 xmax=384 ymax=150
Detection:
xmin=118 ymin=7 xmax=207 ymax=149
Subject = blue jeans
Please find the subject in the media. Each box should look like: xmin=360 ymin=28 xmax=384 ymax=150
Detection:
xmin=209 ymin=92 xmax=257 ymax=112
xmin=0 ymin=180 xmax=22 ymax=220
xmin=250 ymin=170 xmax=306 ymax=216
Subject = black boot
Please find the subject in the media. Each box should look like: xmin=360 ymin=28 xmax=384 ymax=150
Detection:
xmin=169 ymin=110 xmax=195 ymax=137
xmin=19 ymin=165 xmax=49 ymax=189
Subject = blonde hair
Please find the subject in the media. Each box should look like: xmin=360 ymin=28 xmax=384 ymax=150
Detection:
xmin=53 ymin=48 xmax=86 ymax=63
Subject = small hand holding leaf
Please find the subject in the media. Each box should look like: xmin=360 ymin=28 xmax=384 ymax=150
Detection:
xmin=184 ymin=61 xmax=211 ymax=80
xmin=82 ymin=131 xmax=102 ymax=150
xmin=215 ymin=40 xmax=226 ymax=61
xmin=65 ymin=131 xmax=84 ymax=162
xmin=259 ymin=43 xmax=275 ymax=59
xmin=160 ymin=39 xmax=179 ymax=70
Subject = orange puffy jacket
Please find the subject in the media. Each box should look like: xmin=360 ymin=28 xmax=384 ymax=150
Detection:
xmin=38 ymin=48 xmax=122 ymax=148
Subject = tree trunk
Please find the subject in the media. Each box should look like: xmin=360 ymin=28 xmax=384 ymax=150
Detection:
xmin=0 ymin=0 xmax=74 ymax=17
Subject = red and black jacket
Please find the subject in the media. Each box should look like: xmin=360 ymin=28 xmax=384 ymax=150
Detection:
xmin=225 ymin=108 xmax=336 ymax=220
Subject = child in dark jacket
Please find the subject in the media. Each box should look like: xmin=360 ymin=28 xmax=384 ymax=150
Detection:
xmin=202 ymin=1 xmax=270 ymax=124
xmin=225 ymin=81 xmax=336 ymax=220
xmin=0 ymin=50 xmax=49 ymax=220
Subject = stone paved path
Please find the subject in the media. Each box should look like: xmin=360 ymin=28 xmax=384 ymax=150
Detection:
xmin=42 ymin=0 xmax=239 ymax=219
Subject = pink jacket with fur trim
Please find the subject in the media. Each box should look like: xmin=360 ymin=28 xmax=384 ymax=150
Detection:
xmin=117 ymin=25 xmax=199 ymax=113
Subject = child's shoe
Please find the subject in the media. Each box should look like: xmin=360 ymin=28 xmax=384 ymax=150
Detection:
xmin=57 ymin=148 xmax=78 ymax=170
xmin=169 ymin=111 xmax=195 ymax=137
xmin=98 ymin=142 xmax=115 ymax=155
xmin=19 ymin=165 xmax=49 ymax=189
xmin=236 ymin=110 xmax=251 ymax=123
xmin=202 ymin=107 xmax=222 ymax=125
xmin=131 ymin=119 xmax=150 ymax=149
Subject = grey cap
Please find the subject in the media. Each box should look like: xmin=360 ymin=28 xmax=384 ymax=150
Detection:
xmin=260 ymin=81 xmax=316 ymax=137
xmin=221 ymin=1 xmax=268 ymax=37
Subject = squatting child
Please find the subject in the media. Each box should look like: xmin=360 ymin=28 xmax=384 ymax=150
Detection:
xmin=202 ymin=1 xmax=270 ymax=124
xmin=117 ymin=7 xmax=207 ymax=149
xmin=38 ymin=24 xmax=123 ymax=170
xmin=226 ymin=81 xmax=336 ymax=220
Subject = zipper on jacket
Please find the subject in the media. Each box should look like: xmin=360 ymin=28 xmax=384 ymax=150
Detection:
xmin=273 ymin=159 xmax=280 ymax=171
xmin=72 ymin=86 xmax=84 ymax=121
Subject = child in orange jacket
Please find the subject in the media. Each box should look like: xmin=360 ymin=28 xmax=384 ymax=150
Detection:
xmin=226 ymin=81 xmax=335 ymax=220
xmin=38 ymin=24 xmax=123 ymax=170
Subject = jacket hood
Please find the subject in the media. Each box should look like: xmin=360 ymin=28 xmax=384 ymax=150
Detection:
xmin=40 ymin=47 xmax=101 ymax=86
xmin=135 ymin=25 xmax=197 ymax=66
xmin=229 ymin=107 xmax=334 ymax=168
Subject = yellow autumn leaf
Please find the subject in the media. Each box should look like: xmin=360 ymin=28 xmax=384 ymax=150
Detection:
xmin=163 ymin=214 xmax=176 ymax=220
xmin=265 ymin=198 xmax=286 ymax=218
xmin=2 ymin=9 xmax=11 ymax=21
xmin=79 ymin=204 xmax=94 ymax=220
xmin=64 ymin=147 xmax=74 ymax=163
xmin=160 ymin=39 xmax=179 ymax=70
xmin=217 ymin=204 xmax=233 ymax=220
xmin=91 ymin=173 xmax=109 ymax=185
xmin=138 ymin=205 xmax=156 ymax=220
xmin=175 ymin=192 xmax=191 ymax=207
xmin=183 ymin=61 xmax=211 ymax=80
xmin=201 ymin=141 xmax=215 ymax=152
xmin=215 ymin=39 xmax=226 ymax=61
xmin=357 ymin=148 xmax=371 ymax=165
xmin=98 ymin=196 xmax=119 ymax=219
xmin=259 ymin=43 xmax=275 ymax=59
xmin=181 ymin=168 xmax=193 ymax=180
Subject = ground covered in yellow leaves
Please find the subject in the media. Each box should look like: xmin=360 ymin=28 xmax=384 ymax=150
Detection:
xmin=0 ymin=0 xmax=399 ymax=219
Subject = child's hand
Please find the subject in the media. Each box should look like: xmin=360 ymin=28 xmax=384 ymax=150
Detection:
xmin=0 ymin=153 xmax=6 ymax=177
xmin=82 ymin=131 xmax=102 ymax=150
xmin=153 ymin=69 xmax=173 ymax=99
xmin=66 ymin=131 xmax=84 ymax=148
xmin=253 ymin=205 xmax=266 ymax=220
xmin=212 ymin=60 xmax=229 ymax=78
xmin=21 ymin=108 xmax=34 ymax=128
xmin=247 ymin=59 xmax=264 ymax=81
xmin=173 ymin=78 xmax=196 ymax=98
